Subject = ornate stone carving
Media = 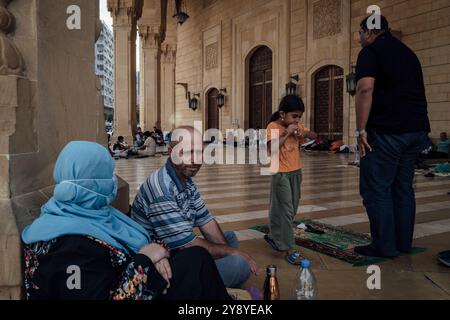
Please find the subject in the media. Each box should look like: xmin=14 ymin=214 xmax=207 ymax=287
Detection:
xmin=205 ymin=42 xmax=218 ymax=70
xmin=313 ymin=0 xmax=342 ymax=40
xmin=107 ymin=0 xmax=143 ymax=26
xmin=161 ymin=43 xmax=176 ymax=64
xmin=0 ymin=0 xmax=25 ymax=75
xmin=139 ymin=24 xmax=161 ymax=49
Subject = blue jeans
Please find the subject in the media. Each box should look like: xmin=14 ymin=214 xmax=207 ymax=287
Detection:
xmin=215 ymin=231 xmax=251 ymax=288
xmin=360 ymin=131 xmax=428 ymax=256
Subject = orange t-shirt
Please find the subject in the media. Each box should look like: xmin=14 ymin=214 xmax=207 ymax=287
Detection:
xmin=266 ymin=122 xmax=310 ymax=173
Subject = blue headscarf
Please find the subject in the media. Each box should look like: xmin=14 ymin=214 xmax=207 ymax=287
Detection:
xmin=22 ymin=141 xmax=151 ymax=254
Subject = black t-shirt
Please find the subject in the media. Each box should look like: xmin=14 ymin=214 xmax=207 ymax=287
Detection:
xmin=356 ymin=32 xmax=430 ymax=134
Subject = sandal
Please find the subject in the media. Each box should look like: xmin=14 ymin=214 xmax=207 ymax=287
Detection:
xmin=264 ymin=235 xmax=282 ymax=252
xmin=438 ymin=250 xmax=450 ymax=267
xmin=285 ymin=251 xmax=304 ymax=266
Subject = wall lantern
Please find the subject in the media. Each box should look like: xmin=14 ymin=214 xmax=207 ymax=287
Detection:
xmin=177 ymin=83 xmax=199 ymax=111
xmin=216 ymin=88 xmax=227 ymax=109
xmin=173 ymin=0 xmax=190 ymax=25
xmin=286 ymin=75 xmax=299 ymax=95
xmin=189 ymin=93 xmax=200 ymax=111
xmin=346 ymin=65 xmax=357 ymax=96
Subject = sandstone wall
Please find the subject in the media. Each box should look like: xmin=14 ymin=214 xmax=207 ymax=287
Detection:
xmin=0 ymin=0 xmax=112 ymax=299
xmin=174 ymin=0 xmax=450 ymax=142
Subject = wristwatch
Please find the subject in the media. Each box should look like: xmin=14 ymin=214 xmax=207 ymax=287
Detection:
xmin=355 ymin=129 xmax=367 ymax=138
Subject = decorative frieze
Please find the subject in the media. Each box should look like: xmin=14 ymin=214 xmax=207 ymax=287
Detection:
xmin=205 ymin=42 xmax=219 ymax=70
xmin=313 ymin=0 xmax=342 ymax=40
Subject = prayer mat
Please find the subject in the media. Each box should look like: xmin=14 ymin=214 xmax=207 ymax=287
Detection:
xmin=251 ymin=220 xmax=426 ymax=266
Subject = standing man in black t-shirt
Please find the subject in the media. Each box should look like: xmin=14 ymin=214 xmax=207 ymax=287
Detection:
xmin=354 ymin=15 xmax=430 ymax=257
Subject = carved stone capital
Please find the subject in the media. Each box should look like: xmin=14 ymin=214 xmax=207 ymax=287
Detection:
xmin=0 ymin=0 xmax=25 ymax=76
xmin=139 ymin=24 xmax=162 ymax=49
xmin=161 ymin=43 xmax=176 ymax=64
xmin=107 ymin=0 xmax=143 ymax=27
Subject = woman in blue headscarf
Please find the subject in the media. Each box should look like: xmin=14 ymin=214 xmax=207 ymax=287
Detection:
xmin=22 ymin=141 xmax=230 ymax=300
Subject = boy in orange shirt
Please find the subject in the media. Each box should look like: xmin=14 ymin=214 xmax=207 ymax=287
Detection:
xmin=264 ymin=95 xmax=317 ymax=265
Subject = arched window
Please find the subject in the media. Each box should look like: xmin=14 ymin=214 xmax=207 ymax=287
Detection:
xmin=206 ymin=88 xmax=219 ymax=130
xmin=248 ymin=46 xmax=273 ymax=129
xmin=313 ymin=65 xmax=344 ymax=140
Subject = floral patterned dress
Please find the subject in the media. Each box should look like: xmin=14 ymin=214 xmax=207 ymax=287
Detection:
xmin=23 ymin=235 xmax=166 ymax=300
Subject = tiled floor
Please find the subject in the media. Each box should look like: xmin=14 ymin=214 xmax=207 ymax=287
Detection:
xmin=116 ymin=150 xmax=450 ymax=300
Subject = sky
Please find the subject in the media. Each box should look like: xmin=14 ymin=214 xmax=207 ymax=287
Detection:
xmin=99 ymin=0 xmax=113 ymax=28
xmin=99 ymin=0 xmax=140 ymax=70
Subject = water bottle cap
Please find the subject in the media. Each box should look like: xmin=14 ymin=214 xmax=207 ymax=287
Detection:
xmin=266 ymin=265 xmax=277 ymax=276
xmin=301 ymin=259 xmax=310 ymax=268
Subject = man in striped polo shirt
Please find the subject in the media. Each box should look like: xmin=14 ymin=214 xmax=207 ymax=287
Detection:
xmin=131 ymin=126 xmax=257 ymax=289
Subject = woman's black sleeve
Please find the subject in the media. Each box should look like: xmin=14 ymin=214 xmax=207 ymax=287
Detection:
xmin=33 ymin=236 xmax=167 ymax=300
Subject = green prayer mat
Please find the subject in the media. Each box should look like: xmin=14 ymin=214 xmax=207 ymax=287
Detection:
xmin=251 ymin=220 xmax=426 ymax=266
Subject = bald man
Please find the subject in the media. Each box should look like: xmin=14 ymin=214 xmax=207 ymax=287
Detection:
xmin=131 ymin=126 xmax=256 ymax=288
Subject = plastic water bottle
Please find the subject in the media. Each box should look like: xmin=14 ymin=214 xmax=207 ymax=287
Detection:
xmin=293 ymin=259 xmax=317 ymax=300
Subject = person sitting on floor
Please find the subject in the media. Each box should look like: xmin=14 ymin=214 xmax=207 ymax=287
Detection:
xmin=108 ymin=135 xmax=128 ymax=158
xmin=131 ymin=126 xmax=257 ymax=289
xmin=435 ymin=132 xmax=450 ymax=158
xmin=153 ymin=125 xmax=166 ymax=146
xmin=138 ymin=131 xmax=157 ymax=157
xmin=21 ymin=141 xmax=231 ymax=300
xmin=419 ymin=133 xmax=449 ymax=160
xmin=415 ymin=136 xmax=434 ymax=170
xmin=135 ymin=127 xmax=144 ymax=148
xmin=113 ymin=136 xmax=130 ymax=152
xmin=113 ymin=136 xmax=140 ymax=157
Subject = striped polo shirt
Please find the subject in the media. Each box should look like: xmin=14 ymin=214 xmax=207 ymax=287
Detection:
xmin=131 ymin=160 xmax=213 ymax=249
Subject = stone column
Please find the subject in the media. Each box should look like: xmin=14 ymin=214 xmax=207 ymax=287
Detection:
xmin=159 ymin=0 xmax=176 ymax=132
xmin=0 ymin=0 xmax=26 ymax=300
xmin=160 ymin=43 xmax=176 ymax=131
xmin=138 ymin=24 xmax=161 ymax=132
xmin=0 ymin=0 xmax=130 ymax=299
xmin=108 ymin=0 xmax=143 ymax=143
